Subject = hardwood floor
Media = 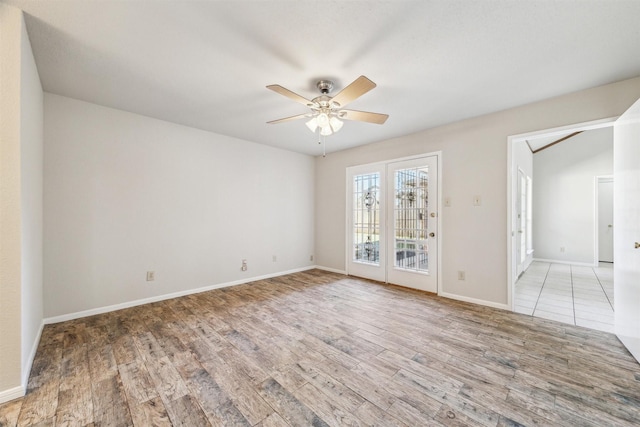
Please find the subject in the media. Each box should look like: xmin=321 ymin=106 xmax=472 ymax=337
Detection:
xmin=1 ymin=269 xmax=639 ymax=426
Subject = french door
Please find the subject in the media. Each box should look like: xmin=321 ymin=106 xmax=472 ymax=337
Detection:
xmin=347 ymin=164 xmax=386 ymax=282
xmin=347 ymin=155 xmax=439 ymax=293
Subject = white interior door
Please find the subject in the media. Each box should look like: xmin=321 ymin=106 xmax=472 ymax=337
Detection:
xmin=614 ymin=97 xmax=640 ymax=363
xmin=516 ymin=169 xmax=526 ymax=276
xmin=386 ymin=157 xmax=438 ymax=292
xmin=597 ymin=178 xmax=614 ymax=263
xmin=347 ymin=164 xmax=386 ymax=282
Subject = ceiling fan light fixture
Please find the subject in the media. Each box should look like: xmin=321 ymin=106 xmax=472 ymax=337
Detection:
xmin=305 ymin=118 xmax=318 ymax=132
xmin=329 ymin=116 xmax=343 ymax=133
xmin=316 ymin=112 xmax=329 ymax=128
xmin=320 ymin=125 xmax=333 ymax=136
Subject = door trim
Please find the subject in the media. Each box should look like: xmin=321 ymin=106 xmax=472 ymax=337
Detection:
xmin=345 ymin=151 xmax=442 ymax=295
xmin=507 ymin=117 xmax=618 ymax=311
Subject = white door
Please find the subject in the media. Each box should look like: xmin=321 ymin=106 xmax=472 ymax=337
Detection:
xmin=347 ymin=164 xmax=386 ymax=282
xmin=614 ymin=97 xmax=640 ymax=363
xmin=516 ymin=169 xmax=527 ymax=276
xmin=387 ymin=156 xmax=438 ymax=292
xmin=597 ymin=178 xmax=614 ymax=263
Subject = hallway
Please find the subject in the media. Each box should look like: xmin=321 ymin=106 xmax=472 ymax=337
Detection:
xmin=514 ymin=261 xmax=614 ymax=333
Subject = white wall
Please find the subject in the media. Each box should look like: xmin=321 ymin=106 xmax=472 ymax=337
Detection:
xmin=315 ymin=77 xmax=640 ymax=307
xmin=0 ymin=4 xmax=44 ymax=402
xmin=0 ymin=3 xmax=24 ymax=399
xmin=533 ymin=128 xmax=612 ymax=264
xmin=44 ymin=94 xmax=315 ymax=319
xmin=19 ymin=8 xmax=44 ymax=387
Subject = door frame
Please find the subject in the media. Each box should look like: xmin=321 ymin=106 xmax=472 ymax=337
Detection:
xmin=345 ymin=151 xmax=443 ymax=295
xmin=507 ymin=117 xmax=617 ymax=310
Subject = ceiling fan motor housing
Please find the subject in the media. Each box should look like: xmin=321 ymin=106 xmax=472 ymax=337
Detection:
xmin=316 ymin=80 xmax=334 ymax=94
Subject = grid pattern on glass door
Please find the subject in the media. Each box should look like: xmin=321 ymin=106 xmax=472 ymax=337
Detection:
xmin=353 ymin=173 xmax=380 ymax=264
xmin=394 ymin=167 xmax=429 ymax=272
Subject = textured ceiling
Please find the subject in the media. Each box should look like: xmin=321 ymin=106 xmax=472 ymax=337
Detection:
xmin=6 ymin=0 xmax=640 ymax=156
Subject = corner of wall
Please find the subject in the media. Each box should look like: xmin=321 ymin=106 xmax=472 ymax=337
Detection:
xmin=19 ymin=2 xmax=45 ymax=392
xmin=0 ymin=3 xmax=44 ymax=402
xmin=0 ymin=2 xmax=26 ymax=398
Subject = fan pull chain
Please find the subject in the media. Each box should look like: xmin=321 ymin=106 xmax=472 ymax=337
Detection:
xmin=316 ymin=129 xmax=326 ymax=157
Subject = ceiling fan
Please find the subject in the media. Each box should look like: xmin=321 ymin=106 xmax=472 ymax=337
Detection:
xmin=266 ymin=75 xmax=389 ymax=137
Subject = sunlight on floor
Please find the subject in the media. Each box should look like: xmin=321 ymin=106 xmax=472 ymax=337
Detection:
xmin=514 ymin=261 xmax=614 ymax=333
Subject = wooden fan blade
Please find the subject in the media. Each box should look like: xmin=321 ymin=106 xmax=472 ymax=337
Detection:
xmin=266 ymin=84 xmax=313 ymax=106
xmin=267 ymin=113 xmax=309 ymax=124
xmin=340 ymin=109 xmax=389 ymax=124
xmin=331 ymin=76 xmax=377 ymax=108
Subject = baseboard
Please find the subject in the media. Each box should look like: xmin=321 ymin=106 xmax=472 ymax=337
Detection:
xmin=314 ymin=265 xmax=347 ymax=275
xmin=22 ymin=320 xmax=44 ymax=387
xmin=533 ymin=258 xmax=596 ymax=267
xmin=44 ymin=266 xmax=316 ymax=324
xmin=439 ymin=292 xmax=510 ymax=311
xmin=0 ymin=385 xmax=25 ymax=404
xmin=315 ymin=268 xmax=508 ymax=310
xmin=617 ymin=332 xmax=640 ymax=364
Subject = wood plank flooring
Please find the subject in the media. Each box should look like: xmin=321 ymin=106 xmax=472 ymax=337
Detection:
xmin=2 ymin=269 xmax=640 ymax=426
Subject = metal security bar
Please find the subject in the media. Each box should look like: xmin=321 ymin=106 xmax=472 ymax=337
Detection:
xmin=394 ymin=167 xmax=429 ymax=272
xmin=353 ymin=173 xmax=380 ymax=264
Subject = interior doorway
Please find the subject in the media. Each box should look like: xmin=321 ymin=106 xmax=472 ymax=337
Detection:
xmin=508 ymin=117 xmax=616 ymax=324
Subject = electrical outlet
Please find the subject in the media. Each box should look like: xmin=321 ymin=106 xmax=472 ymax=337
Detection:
xmin=457 ymin=270 xmax=465 ymax=281
xmin=560 ymin=247 xmax=565 ymax=253
xmin=146 ymin=271 xmax=155 ymax=281
xmin=473 ymin=195 xmax=481 ymax=206
xmin=272 ymin=255 xmax=277 ymax=262
xmin=310 ymin=255 xmax=314 ymax=261
xmin=241 ymin=259 xmax=247 ymax=271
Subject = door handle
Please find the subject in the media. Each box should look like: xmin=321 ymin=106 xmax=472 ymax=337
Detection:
xmin=429 ymin=232 xmax=435 ymax=238
xmin=635 ymin=242 xmax=640 ymax=249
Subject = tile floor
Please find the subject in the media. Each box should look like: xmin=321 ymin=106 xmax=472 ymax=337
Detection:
xmin=514 ymin=261 xmax=614 ymax=333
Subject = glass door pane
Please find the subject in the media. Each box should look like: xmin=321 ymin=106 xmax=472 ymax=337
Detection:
xmin=353 ymin=173 xmax=380 ymax=265
xmin=394 ymin=167 xmax=429 ymax=272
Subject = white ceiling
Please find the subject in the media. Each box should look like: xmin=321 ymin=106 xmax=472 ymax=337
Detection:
xmin=6 ymin=0 xmax=640 ymax=156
